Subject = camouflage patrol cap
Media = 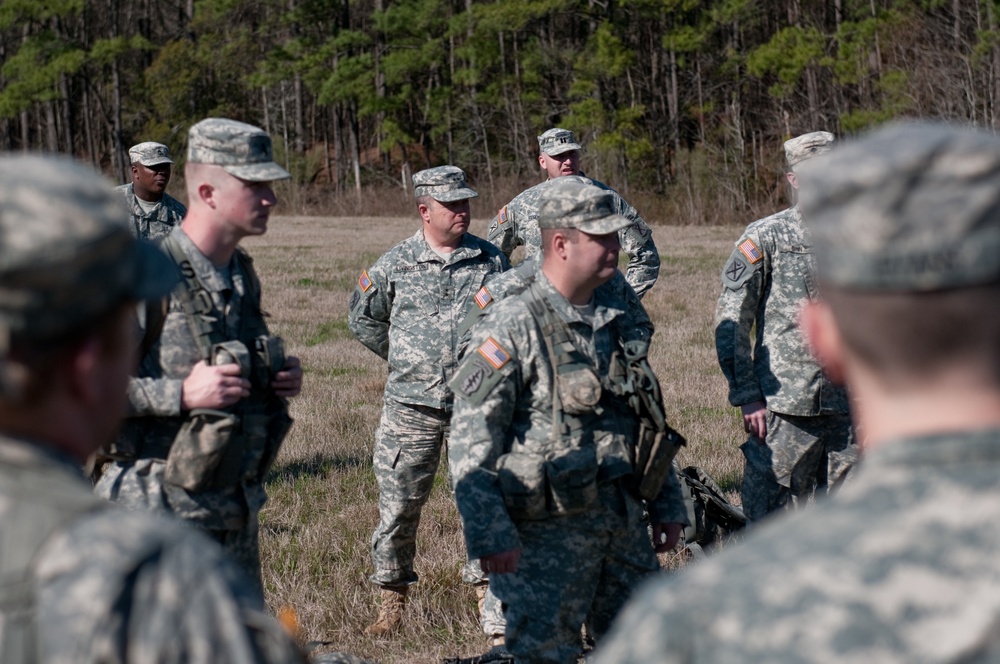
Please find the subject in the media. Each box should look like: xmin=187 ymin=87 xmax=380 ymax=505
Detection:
xmin=0 ymin=156 xmax=177 ymax=340
xmin=129 ymin=141 xmax=174 ymax=167
xmin=538 ymin=128 xmax=583 ymax=157
xmin=798 ymin=122 xmax=1000 ymax=292
xmin=412 ymin=166 xmax=478 ymax=202
xmin=187 ymin=118 xmax=291 ymax=182
xmin=537 ymin=177 xmax=630 ymax=234
xmin=784 ymin=131 xmax=835 ymax=170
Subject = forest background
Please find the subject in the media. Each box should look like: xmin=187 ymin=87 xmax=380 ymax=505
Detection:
xmin=4 ymin=0 xmax=1000 ymax=223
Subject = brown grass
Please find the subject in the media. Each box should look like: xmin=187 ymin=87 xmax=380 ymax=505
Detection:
xmin=244 ymin=214 xmax=746 ymax=663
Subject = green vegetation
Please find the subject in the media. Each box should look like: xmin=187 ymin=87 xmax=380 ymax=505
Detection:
xmin=3 ymin=1 xmax=999 ymax=223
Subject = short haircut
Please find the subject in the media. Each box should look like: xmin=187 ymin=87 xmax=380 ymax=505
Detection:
xmin=822 ymin=281 xmax=1000 ymax=389
xmin=415 ymin=194 xmax=435 ymax=209
xmin=540 ymin=227 xmax=579 ymax=254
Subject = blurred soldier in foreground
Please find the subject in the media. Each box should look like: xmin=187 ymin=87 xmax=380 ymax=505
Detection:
xmin=0 ymin=155 xmax=305 ymax=662
xmin=715 ymin=131 xmax=855 ymax=522
xmin=449 ymin=178 xmax=687 ymax=663
xmin=592 ymin=122 xmax=1000 ymax=663
xmin=96 ymin=119 xmax=303 ymax=603
xmin=347 ymin=166 xmax=508 ymax=635
xmin=115 ymin=141 xmax=187 ymax=240
xmin=487 ymin=128 xmax=660 ymax=298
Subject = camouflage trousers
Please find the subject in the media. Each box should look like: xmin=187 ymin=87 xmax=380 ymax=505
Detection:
xmin=370 ymin=398 xmax=451 ymax=587
xmin=740 ymin=410 xmax=856 ymax=522
xmin=489 ymin=481 xmax=659 ymax=664
xmin=461 ymin=560 xmax=506 ymax=637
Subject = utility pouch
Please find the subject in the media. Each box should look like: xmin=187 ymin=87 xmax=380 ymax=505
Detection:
xmin=163 ymin=409 xmax=239 ymax=492
xmin=252 ymin=335 xmax=286 ymax=391
xmin=634 ymin=425 xmax=687 ymax=501
xmin=496 ymin=452 xmax=548 ymax=521
xmin=544 ymin=445 xmax=599 ymax=516
xmin=211 ymin=340 xmax=251 ymax=377
xmin=256 ymin=406 xmax=294 ymax=482
xmin=556 ymin=367 xmax=603 ymax=415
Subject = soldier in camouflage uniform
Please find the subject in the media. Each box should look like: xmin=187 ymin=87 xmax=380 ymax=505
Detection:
xmin=449 ymin=178 xmax=687 ymax=664
xmin=457 ymin=248 xmax=654 ymax=657
xmin=715 ymin=131 xmax=855 ymax=522
xmin=0 ymin=154 xmax=306 ymax=663
xmin=592 ymin=121 xmax=1000 ymax=664
xmin=347 ymin=166 xmax=509 ymax=635
xmin=95 ymin=119 xmax=304 ymax=604
xmin=487 ymin=128 xmax=660 ymax=298
xmin=115 ymin=141 xmax=187 ymax=240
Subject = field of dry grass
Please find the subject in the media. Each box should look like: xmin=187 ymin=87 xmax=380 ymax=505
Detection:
xmin=244 ymin=215 xmax=746 ymax=663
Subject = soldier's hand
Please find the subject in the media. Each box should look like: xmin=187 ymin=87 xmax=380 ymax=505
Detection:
xmin=740 ymin=401 xmax=768 ymax=442
xmin=480 ymin=548 xmax=521 ymax=575
xmin=652 ymin=522 xmax=683 ymax=553
xmin=181 ymin=360 xmax=251 ymax=410
xmin=272 ymin=356 xmax=303 ymax=398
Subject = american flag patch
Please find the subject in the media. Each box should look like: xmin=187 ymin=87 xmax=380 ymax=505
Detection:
xmin=474 ymin=287 xmax=493 ymax=309
xmin=739 ymin=239 xmax=763 ymax=264
xmin=498 ymin=206 xmax=508 ymax=225
xmin=358 ymin=270 xmax=373 ymax=291
xmin=477 ymin=337 xmax=510 ymax=369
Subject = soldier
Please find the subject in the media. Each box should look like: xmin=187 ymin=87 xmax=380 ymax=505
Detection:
xmin=347 ymin=166 xmax=508 ymax=635
xmin=449 ymin=178 xmax=687 ymax=664
xmin=457 ymin=250 xmax=654 ymax=659
xmin=487 ymin=128 xmax=660 ymax=298
xmin=95 ymin=119 xmax=303 ymax=604
xmin=715 ymin=131 xmax=856 ymax=522
xmin=591 ymin=121 xmax=1000 ymax=663
xmin=0 ymin=154 xmax=305 ymax=663
xmin=115 ymin=141 xmax=187 ymax=240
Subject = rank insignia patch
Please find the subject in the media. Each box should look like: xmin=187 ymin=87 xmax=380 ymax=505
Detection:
xmin=498 ymin=206 xmax=508 ymax=225
xmin=358 ymin=270 xmax=373 ymax=292
xmin=474 ymin=287 xmax=493 ymax=309
xmin=739 ymin=239 xmax=763 ymax=264
xmin=477 ymin=337 xmax=511 ymax=369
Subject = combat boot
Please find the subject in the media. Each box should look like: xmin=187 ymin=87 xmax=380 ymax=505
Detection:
xmin=365 ymin=585 xmax=407 ymax=635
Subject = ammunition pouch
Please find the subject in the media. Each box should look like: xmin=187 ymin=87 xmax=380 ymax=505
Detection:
xmin=608 ymin=339 xmax=687 ymax=501
xmin=163 ymin=408 xmax=239 ymax=492
xmin=496 ymin=444 xmax=599 ymax=521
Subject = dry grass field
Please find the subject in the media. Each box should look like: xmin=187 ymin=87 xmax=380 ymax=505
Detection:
xmin=244 ymin=215 xmax=746 ymax=663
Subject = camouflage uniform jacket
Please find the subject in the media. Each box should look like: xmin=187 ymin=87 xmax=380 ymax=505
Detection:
xmin=460 ymin=259 xmax=653 ymax=346
xmin=486 ymin=176 xmax=660 ymax=297
xmin=715 ymin=206 xmax=848 ymax=415
xmin=347 ymin=229 xmax=509 ymax=409
xmin=114 ymin=182 xmax=187 ymax=241
xmin=0 ymin=435 xmax=304 ymax=663
xmin=104 ymin=227 xmax=276 ymax=529
xmin=449 ymin=273 xmax=687 ymax=559
xmin=592 ymin=427 xmax=1000 ymax=664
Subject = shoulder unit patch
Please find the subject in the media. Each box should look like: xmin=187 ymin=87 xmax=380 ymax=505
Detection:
xmin=358 ymin=270 xmax=373 ymax=292
xmin=477 ymin=337 xmax=511 ymax=369
xmin=498 ymin=206 xmax=509 ymax=225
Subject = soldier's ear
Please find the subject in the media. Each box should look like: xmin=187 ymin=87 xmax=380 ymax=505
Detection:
xmin=799 ymin=300 xmax=845 ymax=385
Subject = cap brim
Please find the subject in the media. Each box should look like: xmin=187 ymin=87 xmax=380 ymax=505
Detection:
xmin=128 ymin=241 xmax=180 ymax=302
xmin=224 ymin=162 xmax=292 ymax=182
xmin=578 ymin=214 xmax=631 ymax=236
xmin=138 ymin=157 xmax=175 ymax=167
xmin=432 ymin=187 xmax=479 ymax=202
xmin=543 ymin=142 xmax=583 ymax=156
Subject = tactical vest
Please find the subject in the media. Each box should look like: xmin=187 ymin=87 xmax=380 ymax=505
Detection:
xmin=0 ymin=461 xmax=106 ymax=662
xmin=522 ymin=279 xmax=684 ymax=502
xmin=142 ymin=236 xmax=293 ymax=491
